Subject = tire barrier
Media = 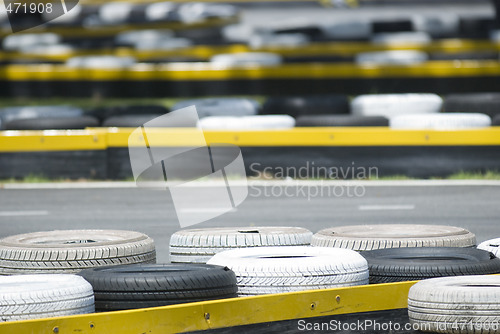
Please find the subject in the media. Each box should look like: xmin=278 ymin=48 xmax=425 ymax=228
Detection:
xmin=0 ymin=274 xmax=94 ymax=322
xmin=459 ymin=17 xmax=495 ymax=39
xmin=114 ymin=29 xmax=175 ymax=47
xmin=88 ymin=104 xmax=170 ymax=122
xmin=210 ymin=52 xmax=283 ymax=66
xmin=443 ymin=93 xmax=500 ymax=119
xmin=321 ymin=21 xmax=372 ymax=41
xmin=371 ymin=32 xmax=431 ymax=45
xmin=0 ymin=230 xmax=156 ymax=274
xmin=172 ymin=98 xmax=259 ymax=117
xmin=0 ymin=105 xmax=83 ymax=130
xmin=295 ymin=115 xmax=389 ymax=127
xmin=198 ymin=115 xmax=295 ymax=130
xmin=362 ymin=247 xmax=500 ymax=283
xmin=372 ymin=19 xmax=413 ymax=33
xmin=390 ymin=113 xmax=491 ymax=130
xmin=478 ymin=238 xmax=500 ymax=257
xmin=79 ymin=264 xmax=237 ymax=311
xmin=5 ymin=116 xmax=99 ymax=130
xmin=261 ymin=95 xmax=349 ymax=118
xmin=494 ymin=115 xmax=500 ymax=126
xmin=169 ymin=226 xmax=312 ymax=263
xmin=249 ymin=33 xmax=310 ymax=49
xmin=2 ymin=33 xmax=61 ymax=52
xmin=411 ymin=15 xmax=459 ymax=38
xmin=408 ymin=275 xmax=500 ymax=333
xmin=351 ymin=93 xmax=442 ymax=118
xmin=207 ymin=246 xmax=369 ymax=296
xmin=102 ymin=114 xmax=164 ymax=127
xmin=355 ymin=50 xmax=428 ymax=65
xmin=66 ymin=55 xmax=136 ymax=69
xmin=311 ymin=224 xmax=476 ymax=251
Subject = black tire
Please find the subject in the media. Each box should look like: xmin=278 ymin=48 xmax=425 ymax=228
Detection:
xmin=362 ymin=247 xmax=500 ymax=284
xmin=493 ymin=114 xmax=500 ymax=126
xmin=0 ymin=106 xmax=83 ymax=130
xmin=372 ymin=19 xmax=413 ymax=33
xmin=443 ymin=93 xmax=500 ymax=118
xmin=4 ymin=116 xmax=99 ymax=130
xmin=261 ymin=95 xmax=349 ymax=118
xmin=79 ymin=264 xmax=238 ymax=311
xmin=458 ymin=17 xmax=495 ymax=39
xmin=295 ymin=115 xmax=389 ymax=127
xmin=88 ymin=105 xmax=169 ymax=121
xmin=101 ymin=114 xmax=163 ymax=127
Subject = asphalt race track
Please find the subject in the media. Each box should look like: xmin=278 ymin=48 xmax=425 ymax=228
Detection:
xmin=0 ymin=181 xmax=498 ymax=263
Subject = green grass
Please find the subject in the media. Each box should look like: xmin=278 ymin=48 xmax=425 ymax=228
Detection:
xmin=444 ymin=171 xmax=500 ymax=180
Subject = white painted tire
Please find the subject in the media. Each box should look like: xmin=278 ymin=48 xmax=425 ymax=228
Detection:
xmin=355 ymin=50 xmax=428 ymax=65
xmin=115 ymin=29 xmax=174 ymax=45
xmin=3 ymin=33 xmax=60 ymax=51
xmin=412 ymin=15 xmax=459 ymax=38
xmin=0 ymin=274 xmax=94 ymax=322
xmin=478 ymin=238 xmax=500 ymax=257
xmin=390 ymin=113 xmax=491 ymax=130
xmin=66 ymin=56 xmax=136 ymax=69
xmin=371 ymin=32 xmax=431 ymax=45
xmin=207 ymin=246 xmax=369 ymax=296
xmin=408 ymin=275 xmax=500 ymax=333
xmin=99 ymin=2 xmax=133 ymax=24
xmin=170 ymin=226 xmax=313 ymax=263
xmin=198 ymin=115 xmax=295 ymax=130
xmin=351 ymin=93 xmax=442 ymax=118
xmin=0 ymin=230 xmax=156 ymax=274
xmin=145 ymin=2 xmax=176 ymax=21
xmin=210 ymin=52 xmax=282 ymax=67
xmin=172 ymin=98 xmax=259 ymax=118
xmin=311 ymin=224 xmax=476 ymax=251
xmin=322 ymin=21 xmax=372 ymax=40
xmin=249 ymin=33 xmax=309 ymax=49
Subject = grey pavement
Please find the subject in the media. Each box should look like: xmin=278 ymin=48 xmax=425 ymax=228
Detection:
xmin=0 ymin=181 xmax=498 ymax=263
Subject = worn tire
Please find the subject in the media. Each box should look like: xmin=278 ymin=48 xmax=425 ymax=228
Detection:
xmin=207 ymin=246 xmax=369 ymax=296
xmin=362 ymin=247 xmax=500 ymax=283
xmin=351 ymin=94 xmax=442 ymax=117
xmin=295 ymin=115 xmax=388 ymax=127
xmin=390 ymin=113 xmax=491 ymax=130
xmin=311 ymin=224 xmax=476 ymax=251
xmin=0 ymin=274 xmax=94 ymax=322
xmin=79 ymin=263 xmax=237 ymax=311
xmin=478 ymin=238 xmax=500 ymax=257
xmin=408 ymin=275 xmax=500 ymax=333
xmin=170 ymin=226 xmax=313 ymax=263
xmin=261 ymin=95 xmax=350 ymax=118
xmin=5 ymin=116 xmax=99 ymax=130
xmin=0 ymin=230 xmax=156 ymax=274
xmin=443 ymin=93 xmax=500 ymax=118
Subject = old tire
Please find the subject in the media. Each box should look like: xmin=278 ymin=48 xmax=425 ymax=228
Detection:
xmin=4 ymin=116 xmax=99 ymax=130
xmin=311 ymin=224 xmax=476 ymax=251
xmin=79 ymin=263 xmax=237 ymax=311
xmin=0 ymin=230 xmax=156 ymax=274
xmin=390 ymin=113 xmax=491 ymax=130
xmin=351 ymin=93 xmax=442 ymax=117
xmin=443 ymin=93 xmax=500 ymax=118
xmin=0 ymin=274 xmax=94 ymax=322
xmin=198 ymin=115 xmax=295 ymax=130
xmin=408 ymin=275 xmax=500 ymax=333
xmin=295 ymin=115 xmax=388 ymax=127
xmin=478 ymin=238 xmax=500 ymax=257
xmin=362 ymin=247 xmax=500 ymax=283
xmin=261 ymin=95 xmax=349 ymax=118
xmin=207 ymin=246 xmax=369 ymax=296
xmin=170 ymin=226 xmax=313 ymax=263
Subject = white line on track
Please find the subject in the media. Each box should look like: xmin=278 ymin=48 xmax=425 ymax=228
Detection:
xmin=0 ymin=210 xmax=49 ymax=216
xmin=358 ymin=205 xmax=415 ymax=211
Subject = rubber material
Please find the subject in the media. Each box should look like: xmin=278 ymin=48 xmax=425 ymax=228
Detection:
xmin=88 ymin=104 xmax=169 ymax=121
xmin=198 ymin=115 xmax=295 ymax=130
xmin=443 ymin=93 xmax=500 ymax=118
xmin=5 ymin=116 xmax=99 ymax=130
xmin=362 ymin=247 xmax=500 ymax=283
xmin=0 ymin=274 xmax=94 ymax=322
xmin=372 ymin=19 xmax=413 ymax=33
xmin=408 ymin=275 xmax=500 ymax=333
xmin=172 ymin=98 xmax=259 ymax=118
xmin=261 ymin=95 xmax=349 ymax=118
xmin=210 ymin=52 xmax=282 ymax=66
xmin=494 ymin=115 xmax=500 ymax=125
xmin=170 ymin=226 xmax=313 ymax=263
xmin=478 ymin=238 xmax=500 ymax=257
xmin=101 ymin=114 xmax=163 ymax=127
xmin=390 ymin=113 xmax=491 ymax=130
xmin=311 ymin=224 xmax=476 ymax=251
xmin=79 ymin=263 xmax=237 ymax=311
xmin=295 ymin=115 xmax=388 ymax=127
xmin=0 ymin=230 xmax=156 ymax=274
xmin=207 ymin=246 xmax=369 ymax=296
xmin=351 ymin=93 xmax=442 ymax=118
xmin=355 ymin=50 xmax=428 ymax=65
xmin=0 ymin=105 xmax=83 ymax=130
xmin=371 ymin=32 xmax=431 ymax=45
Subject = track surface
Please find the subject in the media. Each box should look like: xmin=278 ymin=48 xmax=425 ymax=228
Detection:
xmin=0 ymin=181 xmax=498 ymax=263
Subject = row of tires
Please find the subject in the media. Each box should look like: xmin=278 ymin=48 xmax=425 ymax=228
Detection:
xmin=2 ymin=93 xmax=500 ymax=130
xmin=1 ymin=225 xmax=500 ymax=326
